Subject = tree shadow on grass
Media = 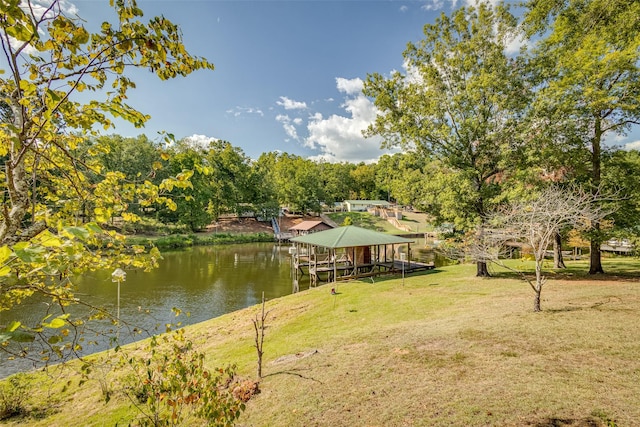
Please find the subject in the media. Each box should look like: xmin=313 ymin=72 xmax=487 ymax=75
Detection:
xmin=265 ymin=350 xmax=323 ymax=384
xmin=489 ymin=269 xmax=640 ymax=283
xmin=263 ymin=368 xmax=323 ymax=384
xmin=528 ymin=416 xmax=602 ymax=427
xmin=354 ymin=268 xmax=442 ymax=284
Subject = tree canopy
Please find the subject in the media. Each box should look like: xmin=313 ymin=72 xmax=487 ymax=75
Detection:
xmin=363 ymin=3 xmax=526 ymax=276
xmin=0 ymin=0 xmax=213 ymax=354
xmin=523 ymin=0 xmax=640 ymax=273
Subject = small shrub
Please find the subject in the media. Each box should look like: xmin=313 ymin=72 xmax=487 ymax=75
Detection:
xmin=118 ymin=330 xmax=245 ymax=426
xmin=81 ymin=357 xmax=115 ymax=403
xmin=0 ymin=373 xmax=31 ymax=420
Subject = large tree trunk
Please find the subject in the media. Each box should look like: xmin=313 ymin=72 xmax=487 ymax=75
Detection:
xmin=589 ymin=221 xmax=605 ymax=274
xmin=589 ymin=116 xmax=604 ymax=275
xmin=0 ymin=107 xmax=46 ymax=245
xmin=553 ymin=232 xmax=566 ymax=269
xmin=476 ymin=260 xmax=490 ymax=277
xmin=475 ymin=221 xmax=490 ymax=277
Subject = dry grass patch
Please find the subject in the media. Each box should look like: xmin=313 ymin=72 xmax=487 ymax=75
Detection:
xmin=2 ymin=260 xmax=638 ymax=426
xmin=239 ymin=264 xmax=640 ymax=426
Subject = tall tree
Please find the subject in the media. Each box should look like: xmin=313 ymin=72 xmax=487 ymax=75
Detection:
xmin=270 ymin=153 xmax=323 ymax=214
xmin=318 ymin=161 xmax=355 ymax=207
xmin=206 ymin=140 xmax=253 ymax=218
xmin=602 ymin=148 xmax=640 ymax=246
xmin=523 ymin=0 xmax=640 ymax=273
xmin=93 ymin=134 xmax=165 ymax=217
xmin=364 ymin=3 xmax=525 ymax=276
xmin=158 ymin=143 xmax=211 ymax=231
xmin=94 ymin=135 xmax=163 ymax=183
xmin=250 ymin=152 xmax=280 ymax=219
xmin=0 ymin=0 xmax=213 ymax=243
xmin=0 ymin=0 xmax=213 ymax=351
xmin=349 ymin=162 xmax=380 ymax=200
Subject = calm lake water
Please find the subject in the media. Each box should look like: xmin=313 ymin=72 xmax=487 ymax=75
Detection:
xmin=0 ymin=239 xmax=444 ymax=378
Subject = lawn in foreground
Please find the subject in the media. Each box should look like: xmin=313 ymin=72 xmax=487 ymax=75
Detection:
xmin=4 ymin=259 xmax=639 ymax=426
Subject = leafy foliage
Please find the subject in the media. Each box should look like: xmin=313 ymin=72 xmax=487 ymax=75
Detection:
xmin=0 ymin=0 xmax=213 ymax=359
xmin=119 ymin=329 xmax=244 ymax=426
xmin=364 ymin=3 xmax=525 ymax=276
xmin=364 ymin=3 xmax=523 ymax=227
xmin=523 ymin=0 xmax=640 ymax=273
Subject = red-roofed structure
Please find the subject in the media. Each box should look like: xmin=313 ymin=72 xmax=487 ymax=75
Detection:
xmin=288 ymin=220 xmax=334 ymax=236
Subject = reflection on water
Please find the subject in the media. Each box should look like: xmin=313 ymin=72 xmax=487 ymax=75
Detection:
xmin=0 ymin=243 xmax=300 ymax=378
xmin=400 ymin=237 xmax=456 ymax=267
xmin=0 ymin=239 xmax=450 ymax=378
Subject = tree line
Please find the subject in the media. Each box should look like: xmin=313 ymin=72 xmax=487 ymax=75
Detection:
xmin=89 ymin=134 xmax=390 ymax=232
xmin=92 ymin=131 xmax=640 ymax=263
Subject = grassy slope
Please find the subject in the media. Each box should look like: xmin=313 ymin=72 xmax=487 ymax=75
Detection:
xmin=326 ymin=212 xmax=408 ymax=234
xmin=326 ymin=211 xmax=434 ymax=234
xmin=6 ymin=259 xmax=640 ymax=426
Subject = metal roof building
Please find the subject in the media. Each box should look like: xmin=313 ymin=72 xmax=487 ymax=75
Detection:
xmin=288 ymin=220 xmax=334 ymax=236
xmin=290 ymin=225 xmax=412 ymax=248
xmin=289 ymin=226 xmax=433 ymax=290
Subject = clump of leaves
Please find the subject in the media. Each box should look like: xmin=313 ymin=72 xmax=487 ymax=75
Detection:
xmin=232 ymin=379 xmax=260 ymax=403
xmin=119 ymin=329 xmax=245 ymax=426
xmin=0 ymin=373 xmax=31 ymax=420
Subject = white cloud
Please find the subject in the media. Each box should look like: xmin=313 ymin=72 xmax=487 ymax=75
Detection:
xmin=225 ymin=106 xmax=264 ymax=118
xmin=604 ymin=132 xmax=634 ymax=149
xmin=277 ymin=96 xmax=307 ymax=110
xmin=624 ymin=140 xmax=640 ymax=151
xmin=335 ymin=77 xmax=363 ymax=96
xmin=421 ymin=0 xmax=446 ymax=11
xmin=420 ymin=0 xmax=503 ymax=11
xmin=400 ymin=5 xmax=409 ymax=12
xmin=9 ymin=0 xmax=79 ymax=55
xmin=504 ymin=33 xmax=526 ymax=55
xmin=28 ymin=0 xmax=79 ymax=19
xmin=276 ymin=114 xmax=300 ymax=141
xmin=303 ymin=77 xmax=389 ymax=163
xmin=275 ymin=78 xmax=397 ymax=162
xmin=183 ymin=134 xmax=219 ymax=150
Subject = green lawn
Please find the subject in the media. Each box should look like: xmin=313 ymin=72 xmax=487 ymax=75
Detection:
xmin=3 ymin=258 xmax=640 ymax=426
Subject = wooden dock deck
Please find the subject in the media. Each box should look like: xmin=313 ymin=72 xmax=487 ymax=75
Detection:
xmin=304 ymin=259 xmax=435 ymax=283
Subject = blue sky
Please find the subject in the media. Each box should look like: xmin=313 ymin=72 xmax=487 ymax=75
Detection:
xmin=69 ymin=0 xmax=441 ymax=162
xmin=9 ymin=0 xmax=640 ymax=162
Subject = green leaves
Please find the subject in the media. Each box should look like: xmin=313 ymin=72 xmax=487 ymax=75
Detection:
xmin=0 ymin=321 xmax=34 ymax=344
xmin=41 ymin=314 xmax=70 ymax=329
xmin=119 ymin=330 xmax=245 ymax=426
xmin=0 ymin=0 xmax=35 ymax=42
xmin=364 ymin=3 xmax=522 ymax=230
xmin=0 ymin=0 xmax=218 ymax=360
xmin=13 ymin=242 xmax=46 ymax=264
xmin=0 ymin=246 xmax=12 ymax=277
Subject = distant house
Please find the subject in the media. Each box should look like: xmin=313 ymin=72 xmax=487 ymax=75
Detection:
xmin=343 ymin=200 xmax=391 ymax=212
xmin=288 ymin=220 xmax=334 ymax=236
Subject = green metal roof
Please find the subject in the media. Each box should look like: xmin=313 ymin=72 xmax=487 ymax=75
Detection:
xmin=290 ymin=226 xmax=413 ymax=249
